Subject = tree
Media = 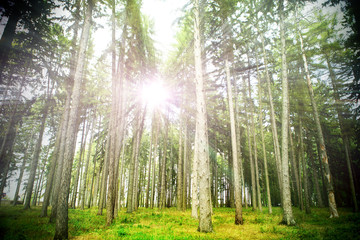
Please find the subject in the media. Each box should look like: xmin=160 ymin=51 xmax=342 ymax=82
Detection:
xmin=54 ymin=0 xmax=95 ymax=238
xmin=279 ymin=0 xmax=295 ymax=225
xmin=193 ymin=0 xmax=212 ymax=232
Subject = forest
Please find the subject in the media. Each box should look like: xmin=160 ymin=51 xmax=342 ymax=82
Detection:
xmin=0 ymin=0 xmax=360 ymax=239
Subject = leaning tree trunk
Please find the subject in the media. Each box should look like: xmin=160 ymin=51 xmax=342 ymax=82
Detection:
xmin=194 ymin=0 xmax=212 ymax=232
xmin=325 ymin=54 xmax=358 ymax=212
xmin=298 ymin=27 xmax=339 ymax=218
xmin=279 ymin=0 xmax=295 ymax=225
xmin=54 ymin=0 xmax=95 ymax=238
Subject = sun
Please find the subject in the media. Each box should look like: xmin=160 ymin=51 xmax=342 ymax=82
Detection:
xmin=141 ymin=81 xmax=170 ymax=110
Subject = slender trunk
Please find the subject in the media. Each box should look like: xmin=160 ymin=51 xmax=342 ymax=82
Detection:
xmin=13 ymin=131 xmax=34 ymax=206
xmin=127 ymin=107 xmax=145 ymax=213
xmin=24 ymin=102 xmax=49 ymax=210
xmin=71 ymin=118 xmax=87 ymax=208
xmin=260 ymin=32 xmax=282 ymax=194
xmin=194 ymin=0 xmax=212 ymax=232
xmin=325 ymin=54 xmax=358 ymax=212
xmin=248 ymin=73 xmax=262 ymax=212
xmin=150 ymin=115 xmax=160 ymax=209
xmin=160 ymin=115 xmax=169 ymax=209
xmin=177 ymin=111 xmax=183 ymax=210
xmin=93 ymin=158 xmax=103 ymax=207
xmin=298 ymin=118 xmax=311 ymax=214
xmin=225 ymin=58 xmax=243 ymax=224
xmin=289 ymin=125 xmax=302 ymax=209
xmin=279 ymin=0 xmax=295 ymax=225
xmin=182 ymin=119 xmax=188 ymax=211
xmin=243 ymin=76 xmax=256 ymax=210
xmin=81 ymin=115 xmax=95 ymax=210
xmin=298 ymin=26 xmax=339 ymax=218
xmin=54 ymin=0 xmax=95 ymax=238
xmin=98 ymin=137 xmax=110 ymax=215
xmin=49 ymin=0 xmax=80 ymax=220
xmin=191 ymin=124 xmax=199 ymax=218
xmin=145 ymin=115 xmax=155 ymax=208
xmin=257 ymin=66 xmax=272 ymax=214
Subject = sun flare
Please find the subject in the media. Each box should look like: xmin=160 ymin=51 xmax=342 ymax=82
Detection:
xmin=141 ymin=81 xmax=170 ymax=109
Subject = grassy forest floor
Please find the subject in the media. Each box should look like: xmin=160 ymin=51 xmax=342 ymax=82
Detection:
xmin=0 ymin=206 xmax=359 ymax=239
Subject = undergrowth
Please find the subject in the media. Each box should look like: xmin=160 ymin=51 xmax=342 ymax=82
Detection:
xmin=0 ymin=205 xmax=359 ymax=239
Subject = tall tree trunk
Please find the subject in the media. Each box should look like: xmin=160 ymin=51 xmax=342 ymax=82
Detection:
xmin=225 ymin=58 xmax=243 ymax=224
xmin=194 ymin=0 xmax=212 ymax=232
xmin=289 ymin=125 xmax=302 ymax=209
xmin=49 ymin=0 xmax=80 ymax=220
xmin=0 ymin=1 xmax=21 ymax=84
xmin=247 ymin=72 xmax=262 ymax=212
xmin=260 ymin=32 xmax=282 ymax=195
xmin=298 ymin=27 xmax=339 ymax=218
xmin=325 ymin=54 xmax=358 ymax=212
xmin=191 ymin=124 xmax=199 ymax=218
xmin=81 ymin=114 xmax=95 ymax=210
xmin=54 ymin=0 xmax=95 ymax=238
xmin=160 ymin=114 xmax=169 ymax=209
xmin=145 ymin=114 xmax=155 ymax=208
xmin=71 ymin=117 xmax=87 ymax=208
xmin=279 ymin=0 xmax=295 ymax=225
xmin=242 ymin=76 xmax=256 ymax=210
xmin=98 ymin=136 xmax=110 ymax=215
xmin=298 ymin=117 xmax=311 ymax=214
xmin=127 ymin=107 xmax=145 ymax=213
xmin=182 ymin=119 xmax=188 ymax=211
xmin=13 ymin=131 xmax=34 ymax=206
xmin=177 ymin=110 xmax=183 ymax=210
xmin=257 ymin=66 xmax=272 ymax=214
xmin=150 ymin=114 xmax=160 ymax=209
xmin=24 ymin=102 xmax=49 ymax=210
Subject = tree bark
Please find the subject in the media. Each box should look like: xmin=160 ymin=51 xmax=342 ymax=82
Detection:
xmin=54 ymin=0 xmax=95 ymax=238
xmin=260 ymin=32 xmax=282 ymax=195
xmin=71 ymin=117 xmax=87 ymax=208
xmin=242 ymin=76 xmax=256 ymax=210
xmin=257 ymin=64 xmax=272 ymax=214
xmin=279 ymin=0 xmax=295 ymax=225
xmin=324 ymin=54 xmax=358 ymax=212
xmin=225 ymin=58 xmax=243 ymax=224
xmin=298 ymin=26 xmax=339 ymax=218
xmin=24 ymin=101 xmax=49 ymax=210
xmin=298 ymin=117 xmax=311 ymax=214
xmin=194 ymin=0 xmax=212 ymax=232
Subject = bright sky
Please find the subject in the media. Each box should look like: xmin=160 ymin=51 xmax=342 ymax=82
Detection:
xmin=141 ymin=0 xmax=188 ymax=59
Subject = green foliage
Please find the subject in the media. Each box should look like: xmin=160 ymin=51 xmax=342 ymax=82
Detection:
xmin=1 ymin=206 xmax=359 ymax=239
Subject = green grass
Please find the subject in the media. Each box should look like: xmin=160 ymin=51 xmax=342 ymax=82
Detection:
xmin=0 ymin=206 xmax=359 ymax=239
